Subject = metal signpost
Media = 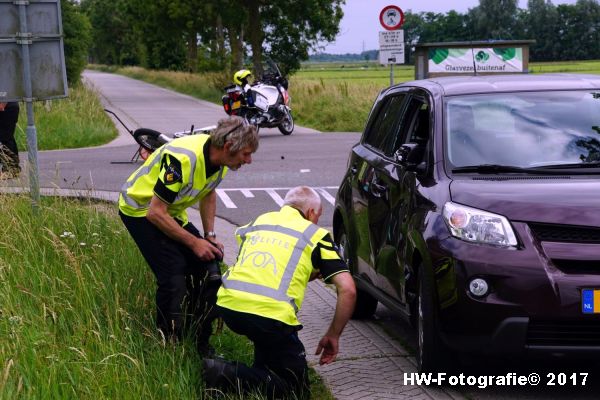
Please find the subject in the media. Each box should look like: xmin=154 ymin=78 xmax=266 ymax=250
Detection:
xmin=0 ymin=0 xmax=68 ymax=209
xmin=379 ymin=5 xmax=405 ymax=86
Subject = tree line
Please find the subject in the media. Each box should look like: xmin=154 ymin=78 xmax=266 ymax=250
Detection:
xmin=402 ymin=0 xmax=600 ymax=63
xmin=79 ymin=0 xmax=344 ymax=76
xmin=55 ymin=0 xmax=600 ymax=85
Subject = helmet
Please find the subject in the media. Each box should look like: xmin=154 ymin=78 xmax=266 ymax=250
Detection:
xmin=233 ymin=69 xmax=252 ymax=85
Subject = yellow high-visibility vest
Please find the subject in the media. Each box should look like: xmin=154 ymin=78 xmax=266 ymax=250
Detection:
xmin=217 ymin=206 xmax=329 ymax=326
xmin=118 ymin=134 xmax=227 ymax=225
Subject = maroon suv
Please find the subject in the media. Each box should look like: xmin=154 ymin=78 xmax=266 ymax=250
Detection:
xmin=333 ymin=73 xmax=600 ymax=372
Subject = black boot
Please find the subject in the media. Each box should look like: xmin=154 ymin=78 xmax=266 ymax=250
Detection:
xmin=202 ymin=358 xmax=238 ymax=391
xmin=197 ymin=341 xmax=216 ymax=358
xmin=195 ymin=279 xmax=221 ymax=357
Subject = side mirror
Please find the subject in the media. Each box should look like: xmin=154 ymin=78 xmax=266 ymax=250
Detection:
xmin=394 ymin=143 xmax=427 ymax=173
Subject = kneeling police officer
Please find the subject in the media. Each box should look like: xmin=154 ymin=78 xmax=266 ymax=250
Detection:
xmin=203 ymin=186 xmax=356 ymax=399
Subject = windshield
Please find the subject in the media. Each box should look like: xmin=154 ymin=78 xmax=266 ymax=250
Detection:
xmin=445 ymin=91 xmax=600 ymax=168
xmin=261 ymin=58 xmax=282 ymax=81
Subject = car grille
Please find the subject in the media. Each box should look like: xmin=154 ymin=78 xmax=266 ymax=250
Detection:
xmin=551 ymin=260 xmax=600 ymax=274
xmin=527 ymin=320 xmax=600 ymax=346
xmin=528 ymin=223 xmax=600 ymax=243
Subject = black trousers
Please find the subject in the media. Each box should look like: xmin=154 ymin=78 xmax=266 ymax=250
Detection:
xmin=119 ymin=212 xmax=220 ymax=347
xmin=219 ymin=306 xmax=310 ymax=399
xmin=0 ymin=102 xmax=20 ymax=172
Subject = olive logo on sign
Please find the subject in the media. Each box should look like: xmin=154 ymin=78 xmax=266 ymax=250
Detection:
xmin=242 ymin=251 xmax=278 ymax=275
xmin=475 ymin=51 xmax=490 ymax=63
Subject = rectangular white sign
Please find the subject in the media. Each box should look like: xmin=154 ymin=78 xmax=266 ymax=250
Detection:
xmin=379 ymin=30 xmax=405 ymax=65
xmin=379 ymin=30 xmax=404 ymax=46
xmin=428 ymin=48 xmax=523 ymax=74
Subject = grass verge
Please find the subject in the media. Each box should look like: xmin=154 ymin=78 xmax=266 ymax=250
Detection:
xmin=15 ymin=83 xmax=117 ymax=152
xmin=0 ymin=195 xmax=332 ymax=399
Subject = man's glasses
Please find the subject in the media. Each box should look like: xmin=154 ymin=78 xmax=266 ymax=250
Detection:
xmin=223 ymin=121 xmax=246 ymax=141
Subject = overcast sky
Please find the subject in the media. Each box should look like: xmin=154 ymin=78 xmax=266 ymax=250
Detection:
xmin=319 ymin=0 xmax=579 ymax=54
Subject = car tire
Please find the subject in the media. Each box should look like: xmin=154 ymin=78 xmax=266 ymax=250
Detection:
xmin=337 ymin=226 xmax=378 ymax=319
xmin=353 ymin=287 xmax=378 ymax=319
xmin=416 ymin=265 xmax=447 ymax=373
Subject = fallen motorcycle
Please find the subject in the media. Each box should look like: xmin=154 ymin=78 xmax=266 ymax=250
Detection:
xmin=221 ymin=58 xmax=294 ymax=135
xmin=104 ymin=109 xmax=215 ymax=159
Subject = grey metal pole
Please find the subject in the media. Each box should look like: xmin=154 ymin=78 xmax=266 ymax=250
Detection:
xmin=18 ymin=1 xmax=41 ymax=210
xmin=390 ymin=64 xmax=394 ymax=86
xmin=25 ymin=104 xmax=40 ymax=207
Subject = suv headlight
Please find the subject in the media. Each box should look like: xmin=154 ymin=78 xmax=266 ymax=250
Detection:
xmin=442 ymin=202 xmax=518 ymax=247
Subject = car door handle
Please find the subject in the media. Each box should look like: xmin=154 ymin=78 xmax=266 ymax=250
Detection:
xmin=370 ymin=180 xmax=387 ymax=197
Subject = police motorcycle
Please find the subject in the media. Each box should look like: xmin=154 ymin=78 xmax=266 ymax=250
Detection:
xmin=221 ymin=59 xmax=294 ymax=135
xmin=103 ymin=108 xmax=215 ymax=160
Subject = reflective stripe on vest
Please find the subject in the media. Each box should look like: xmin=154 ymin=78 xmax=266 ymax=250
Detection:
xmin=182 ymin=166 xmax=225 ymax=201
xmin=120 ymin=144 xmax=224 ymax=210
xmin=221 ymin=223 xmax=321 ymax=312
xmin=119 ymin=146 xmax=168 ymax=209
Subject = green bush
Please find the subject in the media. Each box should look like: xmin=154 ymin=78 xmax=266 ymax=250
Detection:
xmin=62 ymin=0 xmax=92 ymax=85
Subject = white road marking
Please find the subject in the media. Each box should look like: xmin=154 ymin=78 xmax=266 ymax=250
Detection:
xmin=216 ymin=190 xmax=237 ymax=208
xmin=300 ymin=169 xmax=311 ymax=173
xmin=315 ymin=187 xmax=336 ymax=205
xmin=266 ymin=189 xmax=285 ymax=207
xmin=215 ymin=187 xmax=338 ymax=209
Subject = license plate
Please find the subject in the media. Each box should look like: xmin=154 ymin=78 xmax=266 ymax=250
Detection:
xmin=582 ymin=289 xmax=600 ymax=313
xmin=231 ymin=100 xmax=241 ymax=110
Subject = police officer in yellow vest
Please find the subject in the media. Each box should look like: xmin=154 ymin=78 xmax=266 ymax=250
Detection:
xmin=203 ymin=186 xmax=356 ymax=399
xmin=119 ymin=116 xmax=258 ymax=356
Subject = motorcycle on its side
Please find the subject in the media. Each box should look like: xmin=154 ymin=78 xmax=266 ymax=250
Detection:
xmin=221 ymin=59 xmax=294 ymax=135
xmin=103 ymin=109 xmax=215 ymax=160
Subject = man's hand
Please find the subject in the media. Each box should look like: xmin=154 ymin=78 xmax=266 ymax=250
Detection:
xmin=191 ymin=238 xmax=223 ymax=261
xmin=207 ymin=237 xmax=225 ymax=254
xmin=315 ymin=335 xmax=339 ymax=365
xmin=309 ymin=270 xmax=322 ymax=281
xmin=315 ymin=272 xmax=355 ymax=365
xmin=147 ymin=196 xmax=223 ymax=261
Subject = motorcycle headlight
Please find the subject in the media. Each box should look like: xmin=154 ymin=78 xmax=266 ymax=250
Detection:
xmin=442 ymin=202 xmax=518 ymax=247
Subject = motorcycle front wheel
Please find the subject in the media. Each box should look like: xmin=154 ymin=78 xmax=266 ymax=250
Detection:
xmin=278 ymin=109 xmax=294 ymax=135
xmin=133 ymin=128 xmax=164 ymax=152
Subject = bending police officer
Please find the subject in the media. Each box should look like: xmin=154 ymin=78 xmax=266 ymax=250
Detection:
xmin=119 ymin=116 xmax=259 ymax=356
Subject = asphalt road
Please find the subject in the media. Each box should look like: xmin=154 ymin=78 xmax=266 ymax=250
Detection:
xmin=37 ymin=132 xmax=359 ymax=227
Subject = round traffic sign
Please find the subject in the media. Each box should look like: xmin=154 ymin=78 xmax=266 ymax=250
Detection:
xmin=379 ymin=5 xmax=404 ymax=31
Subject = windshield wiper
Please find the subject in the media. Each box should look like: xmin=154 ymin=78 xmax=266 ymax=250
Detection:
xmin=452 ymin=164 xmax=565 ymax=174
xmin=535 ymin=162 xmax=600 ymax=169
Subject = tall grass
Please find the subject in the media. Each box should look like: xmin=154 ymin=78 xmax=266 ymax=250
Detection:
xmin=15 ymin=83 xmax=117 ymax=151
xmin=0 ymin=195 xmax=198 ymax=398
xmin=0 ymin=195 xmax=332 ymax=399
xmin=89 ymin=59 xmax=600 ymax=133
xmin=291 ymin=78 xmax=379 ymax=132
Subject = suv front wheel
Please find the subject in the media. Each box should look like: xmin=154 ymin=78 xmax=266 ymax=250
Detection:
xmin=417 ymin=265 xmax=448 ymax=372
xmin=337 ymin=226 xmax=378 ymax=319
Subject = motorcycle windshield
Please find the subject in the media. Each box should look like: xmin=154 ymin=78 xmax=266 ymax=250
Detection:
xmin=261 ymin=58 xmax=283 ymax=84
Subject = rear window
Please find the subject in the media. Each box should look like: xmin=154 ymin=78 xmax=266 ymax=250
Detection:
xmin=445 ymin=91 xmax=600 ymax=168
